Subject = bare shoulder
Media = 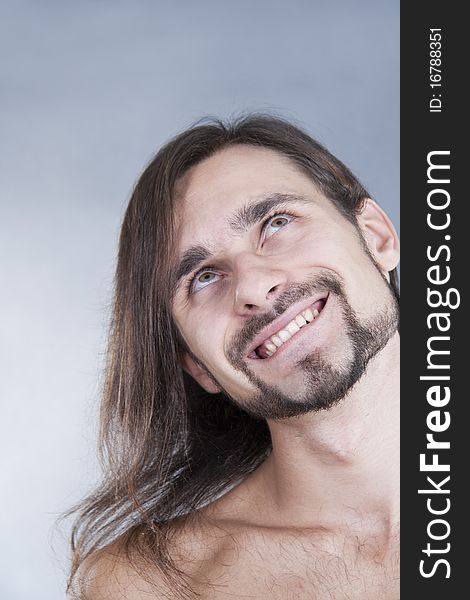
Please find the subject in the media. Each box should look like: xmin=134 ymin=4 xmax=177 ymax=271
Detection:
xmin=66 ymin=517 xmax=233 ymax=600
xmin=66 ymin=481 xmax=258 ymax=600
xmin=67 ymin=532 xmax=174 ymax=600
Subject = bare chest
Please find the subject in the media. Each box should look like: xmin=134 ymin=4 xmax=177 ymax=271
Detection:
xmin=191 ymin=531 xmax=400 ymax=600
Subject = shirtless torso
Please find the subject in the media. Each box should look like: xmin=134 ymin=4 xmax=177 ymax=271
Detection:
xmin=169 ymin=516 xmax=400 ymax=599
xmin=76 ymin=461 xmax=400 ymax=600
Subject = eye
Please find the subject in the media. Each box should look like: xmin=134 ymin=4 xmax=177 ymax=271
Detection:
xmin=263 ymin=212 xmax=294 ymax=241
xmin=188 ymin=268 xmax=221 ymax=294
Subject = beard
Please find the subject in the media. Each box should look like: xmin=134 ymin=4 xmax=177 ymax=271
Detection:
xmin=202 ymin=270 xmax=400 ymax=421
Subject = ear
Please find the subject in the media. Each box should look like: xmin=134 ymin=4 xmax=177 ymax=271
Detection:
xmin=180 ymin=353 xmax=222 ymax=394
xmin=357 ymin=199 xmax=400 ymax=273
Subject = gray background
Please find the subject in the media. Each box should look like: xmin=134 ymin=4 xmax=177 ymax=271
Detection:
xmin=0 ymin=1 xmax=399 ymax=598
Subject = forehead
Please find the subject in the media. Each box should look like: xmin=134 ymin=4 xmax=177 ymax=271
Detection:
xmin=174 ymin=145 xmax=327 ymax=245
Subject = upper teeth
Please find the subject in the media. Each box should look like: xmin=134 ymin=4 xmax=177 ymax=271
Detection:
xmin=260 ymin=306 xmax=320 ymax=357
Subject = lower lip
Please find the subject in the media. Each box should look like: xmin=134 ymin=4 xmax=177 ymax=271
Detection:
xmin=248 ymin=295 xmax=329 ymax=362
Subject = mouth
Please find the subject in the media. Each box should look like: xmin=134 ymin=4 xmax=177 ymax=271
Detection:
xmin=247 ymin=294 xmax=329 ymax=360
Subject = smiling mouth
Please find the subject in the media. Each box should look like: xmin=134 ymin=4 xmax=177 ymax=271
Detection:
xmin=248 ymin=296 xmax=328 ymax=360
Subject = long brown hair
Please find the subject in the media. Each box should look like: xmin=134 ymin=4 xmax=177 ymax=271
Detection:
xmin=65 ymin=114 xmax=399 ymax=596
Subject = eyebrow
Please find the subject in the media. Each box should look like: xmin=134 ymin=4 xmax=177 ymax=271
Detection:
xmin=172 ymin=193 xmax=313 ymax=295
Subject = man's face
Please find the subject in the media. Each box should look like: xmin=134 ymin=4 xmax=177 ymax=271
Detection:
xmin=171 ymin=145 xmax=399 ymax=419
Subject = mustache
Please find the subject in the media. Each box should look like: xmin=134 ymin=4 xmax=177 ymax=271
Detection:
xmin=226 ymin=272 xmax=345 ymax=365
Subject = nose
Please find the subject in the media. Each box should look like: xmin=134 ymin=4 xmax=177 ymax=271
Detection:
xmin=232 ymin=253 xmax=288 ymax=316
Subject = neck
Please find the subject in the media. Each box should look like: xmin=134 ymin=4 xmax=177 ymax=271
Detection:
xmin=260 ymin=333 xmax=400 ymax=533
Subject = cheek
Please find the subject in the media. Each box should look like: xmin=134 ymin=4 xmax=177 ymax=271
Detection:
xmin=179 ymin=309 xmax=228 ymax=363
xmin=337 ymin=247 xmax=391 ymax=319
xmin=292 ymin=228 xmax=386 ymax=314
xmin=289 ymin=227 xmax=349 ymax=271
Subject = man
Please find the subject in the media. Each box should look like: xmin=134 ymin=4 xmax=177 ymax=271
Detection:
xmin=68 ymin=115 xmax=400 ymax=599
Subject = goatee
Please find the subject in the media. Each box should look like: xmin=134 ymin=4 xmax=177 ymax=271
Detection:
xmin=220 ymin=272 xmax=399 ymax=420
